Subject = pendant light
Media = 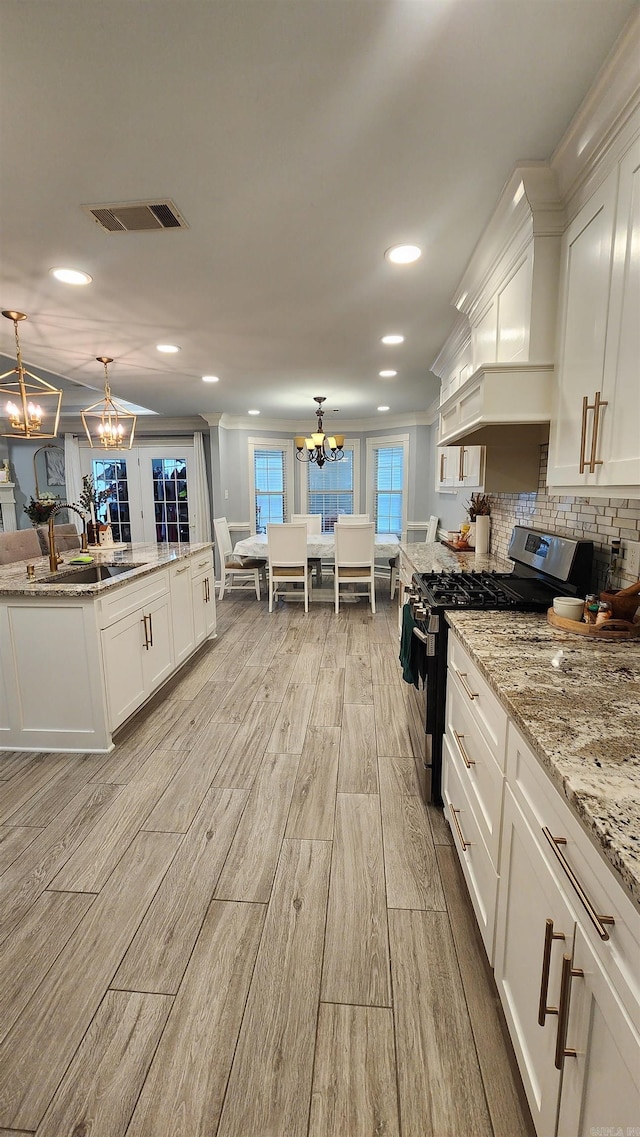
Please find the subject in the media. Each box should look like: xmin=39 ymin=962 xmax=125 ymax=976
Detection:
xmin=81 ymin=357 xmax=137 ymax=450
xmin=294 ymin=397 xmax=345 ymax=469
xmin=0 ymin=311 xmax=63 ymax=439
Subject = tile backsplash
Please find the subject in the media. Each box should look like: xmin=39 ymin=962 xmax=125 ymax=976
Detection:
xmin=489 ymin=446 xmax=640 ymax=591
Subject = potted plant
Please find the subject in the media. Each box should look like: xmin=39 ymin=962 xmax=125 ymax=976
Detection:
xmin=76 ymin=474 xmax=111 ymax=544
xmin=23 ymin=493 xmax=58 ymax=526
xmin=465 ymin=493 xmax=491 ymax=554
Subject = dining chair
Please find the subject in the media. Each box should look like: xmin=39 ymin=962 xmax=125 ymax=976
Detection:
xmin=336 ymin=513 xmax=369 ymax=524
xmin=213 ymin=516 xmax=266 ymax=600
xmin=334 ymin=521 xmax=375 ymax=614
xmin=291 ymin=513 xmax=322 ymax=534
xmin=0 ymin=527 xmax=41 ymax=566
xmin=37 ymin=523 xmax=82 ymax=556
xmin=267 ymin=522 xmax=313 ymax=612
xmin=388 ymin=515 xmax=438 ymax=600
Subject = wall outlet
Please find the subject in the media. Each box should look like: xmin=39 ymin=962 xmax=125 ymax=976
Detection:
xmin=624 ymin=540 xmax=640 ymax=579
xmin=224 ymin=489 xmax=229 ymax=500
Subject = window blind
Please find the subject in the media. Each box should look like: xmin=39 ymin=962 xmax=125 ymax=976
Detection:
xmin=308 ymin=451 xmax=354 ymax=531
xmin=254 ymin=447 xmax=287 ymax=532
xmin=374 ymin=445 xmax=404 ymax=535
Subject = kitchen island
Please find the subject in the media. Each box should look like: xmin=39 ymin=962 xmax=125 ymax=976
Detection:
xmin=0 ymin=542 xmax=215 ymax=754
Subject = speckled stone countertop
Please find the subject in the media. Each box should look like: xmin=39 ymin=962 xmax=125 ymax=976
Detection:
xmin=446 ymin=609 xmax=640 ymax=906
xmin=0 ymin=542 xmax=213 ymax=597
xmin=400 ymin=541 xmax=513 ymax=575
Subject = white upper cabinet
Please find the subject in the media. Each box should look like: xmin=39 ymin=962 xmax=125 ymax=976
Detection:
xmin=547 ymin=135 xmax=640 ymax=493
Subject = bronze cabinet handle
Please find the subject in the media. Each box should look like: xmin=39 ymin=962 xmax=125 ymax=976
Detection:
xmin=538 ymin=918 xmax=565 ymax=1026
xmin=452 ymin=665 xmax=478 ymax=700
xmin=579 ymin=394 xmax=590 ymax=474
xmin=439 ymin=453 xmax=446 ymax=482
xmin=450 ymin=804 xmax=471 ymax=851
xmin=141 ymin=614 xmax=150 ymax=650
xmin=542 ymin=828 xmax=614 ymax=940
xmin=458 ymin=447 xmax=465 ymax=481
xmin=148 ymin=612 xmax=153 ymax=647
xmin=453 ymin=729 xmax=475 ymax=769
xmin=588 ymin=390 xmax=608 ymax=472
xmin=555 ymin=954 xmax=583 ymax=1070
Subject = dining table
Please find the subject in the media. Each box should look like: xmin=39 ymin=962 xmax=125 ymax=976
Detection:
xmin=232 ymin=531 xmax=400 ymax=593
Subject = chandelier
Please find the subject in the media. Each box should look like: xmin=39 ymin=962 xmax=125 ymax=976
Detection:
xmin=295 ymin=397 xmax=345 ymax=468
xmin=0 ymin=311 xmax=63 ymax=439
xmin=81 ymin=357 xmax=137 ymax=450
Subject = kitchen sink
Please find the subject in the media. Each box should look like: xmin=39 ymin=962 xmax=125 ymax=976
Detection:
xmin=39 ymin=563 xmax=147 ymax=585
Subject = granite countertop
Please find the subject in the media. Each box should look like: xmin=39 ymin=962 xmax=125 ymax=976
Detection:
xmin=446 ymin=609 xmax=640 ymax=906
xmin=0 ymin=542 xmax=213 ymax=597
xmin=400 ymin=540 xmax=513 ymax=575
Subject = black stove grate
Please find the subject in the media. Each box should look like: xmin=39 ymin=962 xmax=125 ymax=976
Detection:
xmin=412 ymin=569 xmax=558 ymax=611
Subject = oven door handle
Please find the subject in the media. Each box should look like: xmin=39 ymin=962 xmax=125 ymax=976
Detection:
xmin=412 ymin=627 xmax=429 ymax=644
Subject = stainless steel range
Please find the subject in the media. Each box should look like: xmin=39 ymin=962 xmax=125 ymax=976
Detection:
xmin=402 ymin=526 xmax=593 ymax=804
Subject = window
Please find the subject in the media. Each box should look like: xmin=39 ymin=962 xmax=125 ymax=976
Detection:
xmin=92 ymin=458 xmax=131 ymax=543
xmin=152 ymin=457 xmax=189 ymax=543
xmin=249 ymin=440 xmax=293 ymax=533
xmin=367 ymin=435 xmax=409 ymax=536
xmin=307 ymin=450 xmax=354 ymax=531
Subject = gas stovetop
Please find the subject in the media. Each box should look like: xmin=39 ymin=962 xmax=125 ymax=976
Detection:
xmin=412 ymin=570 xmax=559 ymax=612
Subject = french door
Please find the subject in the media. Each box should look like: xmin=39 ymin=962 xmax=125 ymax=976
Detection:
xmin=80 ymin=443 xmax=195 ymax=545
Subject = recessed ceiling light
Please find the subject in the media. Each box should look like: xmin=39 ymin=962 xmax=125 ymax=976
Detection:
xmin=156 ymin=343 xmax=180 ymax=353
xmin=385 ymin=244 xmax=422 ymax=264
xmin=202 ymin=375 xmax=219 ymax=383
xmin=248 ymin=409 xmax=260 ymax=415
xmin=379 ymin=370 xmax=397 ymax=378
xmin=378 ymin=406 xmax=390 ymax=412
xmin=381 ymin=334 xmax=404 ymax=345
xmin=50 ymin=267 xmax=92 ymax=285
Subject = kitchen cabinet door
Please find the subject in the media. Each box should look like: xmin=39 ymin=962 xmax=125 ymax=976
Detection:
xmin=494 ymin=785 xmax=575 ymax=1137
xmin=555 ymin=924 xmax=640 ymax=1137
xmin=547 ymin=170 xmax=616 ymax=489
xmin=192 ymin=562 xmax=216 ymax=646
xmin=597 ymin=135 xmax=640 ymax=489
xmin=454 ymin=445 xmax=483 ymax=488
xmin=170 ymin=560 xmax=195 ymax=665
xmin=102 ymin=608 xmax=148 ymax=729
xmin=142 ymin=593 xmax=174 ymax=693
xmin=436 ymin=446 xmax=458 ymax=491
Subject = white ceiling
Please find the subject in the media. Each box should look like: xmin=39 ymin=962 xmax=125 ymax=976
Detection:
xmin=0 ymin=0 xmax=637 ymax=425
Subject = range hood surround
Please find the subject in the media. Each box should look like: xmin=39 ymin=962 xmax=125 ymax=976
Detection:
xmin=434 ymin=167 xmax=564 ymax=464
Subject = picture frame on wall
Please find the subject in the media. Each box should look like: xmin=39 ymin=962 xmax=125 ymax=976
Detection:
xmin=34 ymin=444 xmax=66 ymax=500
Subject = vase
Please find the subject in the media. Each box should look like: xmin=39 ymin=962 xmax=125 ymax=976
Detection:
xmin=474 ymin=515 xmax=490 ymax=556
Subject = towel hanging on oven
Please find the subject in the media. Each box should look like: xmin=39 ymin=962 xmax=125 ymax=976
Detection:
xmin=399 ymin=602 xmax=426 ymax=688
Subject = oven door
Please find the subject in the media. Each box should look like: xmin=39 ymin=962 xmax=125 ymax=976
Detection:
xmin=407 ymin=622 xmax=444 ymax=804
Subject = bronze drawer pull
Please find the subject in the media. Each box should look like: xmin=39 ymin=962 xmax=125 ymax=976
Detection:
xmin=588 ymin=390 xmax=608 ymax=473
xmin=555 ymin=954 xmax=583 ymax=1070
xmin=453 ymin=729 xmax=475 ymax=769
xmin=542 ymin=827 xmax=614 ymax=940
xmin=538 ymin=918 xmax=565 ymax=1026
xmin=452 ymin=665 xmax=478 ymax=700
xmin=141 ymin=614 xmax=150 ymax=650
xmin=450 ymin=804 xmax=470 ymax=851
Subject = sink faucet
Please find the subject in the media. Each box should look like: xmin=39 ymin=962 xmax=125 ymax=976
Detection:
xmin=48 ymin=503 xmax=89 ymax=572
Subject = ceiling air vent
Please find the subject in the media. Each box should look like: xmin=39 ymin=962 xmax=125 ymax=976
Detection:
xmin=83 ymin=199 xmax=188 ymax=233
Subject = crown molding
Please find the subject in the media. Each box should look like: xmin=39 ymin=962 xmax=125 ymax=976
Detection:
xmin=430 ymin=313 xmax=471 ymax=379
xmin=207 ymin=410 xmax=433 ymax=432
xmin=551 ymin=9 xmax=640 ymax=208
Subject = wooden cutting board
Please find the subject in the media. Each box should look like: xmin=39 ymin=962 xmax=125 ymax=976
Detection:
xmin=547 ymin=607 xmax=640 ymax=640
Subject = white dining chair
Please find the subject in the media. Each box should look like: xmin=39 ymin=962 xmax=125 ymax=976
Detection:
xmin=267 ymin=522 xmax=313 ymax=612
xmin=334 ymin=521 xmax=375 ymax=614
xmin=388 ymin=515 xmax=438 ymax=599
xmin=336 ymin=513 xmax=369 ymax=524
xmin=291 ymin=513 xmax=322 ymax=534
xmin=214 ymin=516 xmax=266 ymax=600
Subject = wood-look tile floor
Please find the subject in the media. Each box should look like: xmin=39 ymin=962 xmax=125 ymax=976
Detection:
xmin=0 ymin=590 xmax=535 ymax=1137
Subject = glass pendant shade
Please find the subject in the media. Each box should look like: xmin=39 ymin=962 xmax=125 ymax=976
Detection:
xmin=81 ymin=357 xmax=137 ymax=450
xmin=294 ymin=397 xmax=345 ymax=469
xmin=0 ymin=311 xmax=63 ymax=439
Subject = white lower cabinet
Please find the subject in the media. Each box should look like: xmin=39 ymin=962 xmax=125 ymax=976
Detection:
xmin=102 ymin=587 xmax=174 ymax=730
xmin=170 ymin=560 xmax=196 ymax=664
xmin=191 ymin=552 xmax=216 ymax=645
xmin=494 ymin=784 xmax=575 ymax=1137
xmin=444 ymin=634 xmax=640 ymax=1137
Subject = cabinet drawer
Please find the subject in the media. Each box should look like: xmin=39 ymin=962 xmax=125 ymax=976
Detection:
xmin=191 ymin=549 xmax=213 ymax=577
xmin=99 ymin=569 xmax=170 ymax=628
xmin=445 ymin=676 xmax=504 ymax=867
xmin=507 ymin=720 xmax=640 ymax=1020
xmin=442 ymin=732 xmax=499 ymax=963
xmin=448 ymin=633 xmax=507 ymax=764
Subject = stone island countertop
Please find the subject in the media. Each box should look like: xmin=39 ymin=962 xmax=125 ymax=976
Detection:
xmin=400 ymin=540 xmax=513 ymax=575
xmin=0 ymin=541 xmax=213 ymax=597
xmin=445 ymin=609 xmax=640 ymax=906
